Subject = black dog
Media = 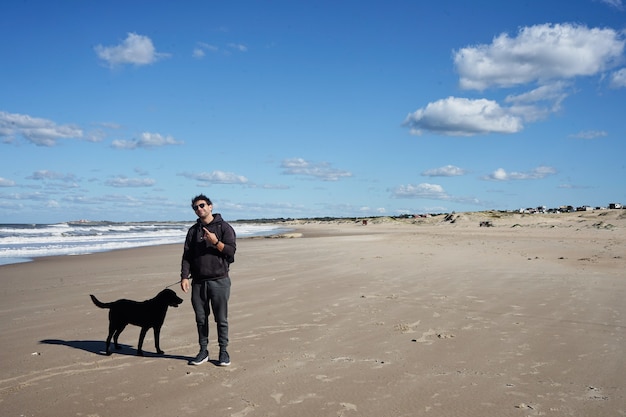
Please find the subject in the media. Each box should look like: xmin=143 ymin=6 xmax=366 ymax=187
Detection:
xmin=90 ymin=288 xmax=183 ymax=356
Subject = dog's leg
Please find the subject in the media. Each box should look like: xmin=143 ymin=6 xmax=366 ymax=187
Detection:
xmin=105 ymin=331 xmax=113 ymax=356
xmin=153 ymin=326 xmax=164 ymax=355
xmin=105 ymin=320 xmax=119 ymax=355
xmin=137 ymin=327 xmax=148 ymax=356
xmin=113 ymin=324 xmax=126 ymax=350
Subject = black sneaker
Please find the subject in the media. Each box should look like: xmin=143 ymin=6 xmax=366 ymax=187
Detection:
xmin=189 ymin=350 xmax=209 ymax=366
xmin=218 ymin=349 xmax=231 ymax=366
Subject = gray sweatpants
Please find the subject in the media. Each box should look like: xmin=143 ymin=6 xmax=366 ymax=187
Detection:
xmin=191 ymin=277 xmax=231 ymax=350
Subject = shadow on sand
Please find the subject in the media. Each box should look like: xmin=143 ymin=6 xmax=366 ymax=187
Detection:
xmin=39 ymin=339 xmax=190 ymax=362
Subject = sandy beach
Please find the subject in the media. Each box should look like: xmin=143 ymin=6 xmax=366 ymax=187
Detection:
xmin=1 ymin=210 xmax=624 ymax=416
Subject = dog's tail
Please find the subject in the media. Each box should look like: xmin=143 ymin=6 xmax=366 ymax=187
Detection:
xmin=90 ymin=294 xmax=111 ymax=309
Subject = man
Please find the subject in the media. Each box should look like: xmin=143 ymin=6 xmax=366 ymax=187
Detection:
xmin=181 ymin=194 xmax=236 ymax=366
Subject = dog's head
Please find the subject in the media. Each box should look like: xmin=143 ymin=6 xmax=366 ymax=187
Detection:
xmin=158 ymin=288 xmax=184 ymax=307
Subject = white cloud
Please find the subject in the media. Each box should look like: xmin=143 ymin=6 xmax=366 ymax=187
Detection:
xmin=0 ymin=177 xmax=16 ymax=187
xmin=193 ymin=42 xmax=219 ymax=58
xmin=179 ymin=171 xmax=249 ymax=185
xmin=610 ymin=68 xmax=626 ymax=88
xmin=281 ymin=158 xmax=352 ymax=181
xmin=487 ymin=168 xmax=509 ymax=181
xmin=393 ymin=183 xmax=448 ymax=199
xmin=404 ymin=23 xmax=623 ymax=137
xmin=483 ymin=166 xmax=557 ymax=181
xmin=111 ymin=132 xmax=183 ymax=149
xmin=569 ymin=130 xmax=608 ymax=139
xmin=0 ymin=110 xmax=83 ymax=146
xmin=391 ymin=183 xmax=482 ymax=206
xmin=84 ymin=129 xmax=107 ymax=143
xmin=95 ymin=33 xmax=170 ymax=67
xmin=227 ymin=43 xmax=248 ymax=52
xmin=403 ymin=97 xmax=523 ymax=136
xmin=27 ymin=170 xmax=76 ymax=182
xmin=193 ymin=42 xmax=246 ymax=58
xmin=422 ymin=165 xmax=466 ymax=177
xmin=504 ymin=82 xmax=569 ymax=122
xmin=105 ymin=176 xmax=156 ymax=187
xmin=99 ymin=194 xmax=140 ymax=203
xmin=596 ymin=0 xmax=625 ymax=10
xmin=505 ymin=82 xmax=567 ymax=105
xmin=454 ymin=23 xmax=625 ymax=90
xmin=358 ymin=206 xmax=386 ymax=214
xmin=558 ymin=183 xmax=593 ymax=189
xmin=63 ymin=194 xmax=97 ymax=205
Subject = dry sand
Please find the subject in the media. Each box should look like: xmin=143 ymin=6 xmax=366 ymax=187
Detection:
xmin=1 ymin=210 xmax=624 ymax=416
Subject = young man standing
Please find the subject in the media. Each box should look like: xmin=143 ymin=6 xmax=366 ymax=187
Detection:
xmin=180 ymin=195 xmax=236 ymax=366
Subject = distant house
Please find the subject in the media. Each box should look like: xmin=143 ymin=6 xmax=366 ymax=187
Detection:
xmin=609 ymin=203 xmax=622 ymax=209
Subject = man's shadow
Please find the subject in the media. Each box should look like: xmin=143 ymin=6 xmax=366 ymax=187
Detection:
xmin=40 ymin=339 xmax=190 ymax=361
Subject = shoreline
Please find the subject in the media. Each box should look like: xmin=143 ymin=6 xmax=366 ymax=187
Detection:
xmin=0 ymin=222 xmax=296 ymax=267
xmin=2 ymin=208 xmax=623 ymax=267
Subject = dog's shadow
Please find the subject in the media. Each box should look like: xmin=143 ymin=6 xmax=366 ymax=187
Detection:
xmin=40 ymin=339 xmax=190 ymax=361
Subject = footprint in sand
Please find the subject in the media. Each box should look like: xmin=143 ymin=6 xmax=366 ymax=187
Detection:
xmin=411 ymin=329 xmax=455 ymax=344
xmin=316 ymin=374 xmax=341 ymax=382
xmin=271 ymin=392 xmax=283 ymax=404
xmin=586 ymin=386 xmax=609 ymax=400
xmin=230 ymin=405 xmax=255 ymax=417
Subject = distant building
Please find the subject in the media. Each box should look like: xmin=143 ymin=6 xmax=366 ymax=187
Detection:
xmin=609 ymin=203 xmax=622 ymax=209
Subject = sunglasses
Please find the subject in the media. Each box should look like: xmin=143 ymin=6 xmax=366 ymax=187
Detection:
xmin=192 ymin=203 xmax=207 ymax=211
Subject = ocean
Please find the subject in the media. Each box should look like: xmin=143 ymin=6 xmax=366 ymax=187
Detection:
xmin=0 ymin=221 xmax=289 ymax=266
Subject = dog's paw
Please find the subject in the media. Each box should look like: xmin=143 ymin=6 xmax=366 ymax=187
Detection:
xmin=156 ymin=349 xmax=164 ymax=355
xmin=136 ymin=350 xmax=144 ymax=356
xmin=106 ymin=351 xmax=112 ymax=356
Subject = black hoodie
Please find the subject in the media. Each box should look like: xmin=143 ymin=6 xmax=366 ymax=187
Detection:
xmin=181 ymin=213 xmax=236 ymax=280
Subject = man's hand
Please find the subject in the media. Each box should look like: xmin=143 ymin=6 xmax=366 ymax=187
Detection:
xmin=181 ymin=278 xmax=190 ymax=293
xmin=203 ymin=227 xmax=218 ymax=245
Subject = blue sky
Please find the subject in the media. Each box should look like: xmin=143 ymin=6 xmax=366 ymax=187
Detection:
xmin=1 ymin=0 xmax=625 ymax=223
